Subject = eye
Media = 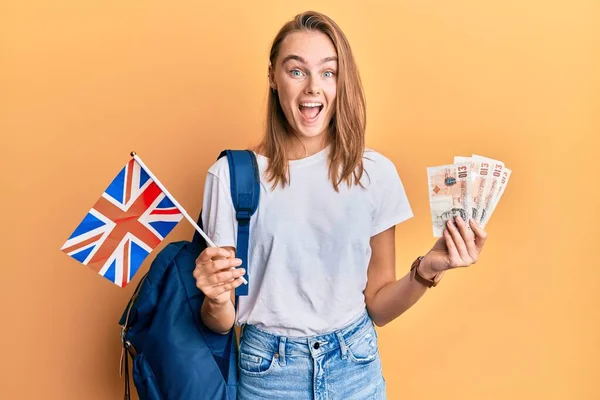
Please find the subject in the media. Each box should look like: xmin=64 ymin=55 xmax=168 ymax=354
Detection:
xmin=290 ymin=69 xmax=305 ymax=78
xmin=323 ymin=70 xmax=336 ymax=78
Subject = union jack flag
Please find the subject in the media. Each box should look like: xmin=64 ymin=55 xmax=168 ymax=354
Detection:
xmin=61 ymin=158 xmax=183 ymax=287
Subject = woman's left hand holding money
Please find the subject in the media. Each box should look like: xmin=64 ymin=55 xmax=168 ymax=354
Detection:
xmin=419 ymin=216 xmax=488 ymax=278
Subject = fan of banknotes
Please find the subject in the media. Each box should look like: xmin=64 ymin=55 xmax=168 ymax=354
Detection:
xmin=427 ymin=155 xmax=512 ymax=237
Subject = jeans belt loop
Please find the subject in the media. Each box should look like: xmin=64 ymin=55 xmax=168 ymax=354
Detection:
xmin=335 ymin=331 xmax=348 ymax=360
xmin=278 ymin=336 xmax=287 ymax=366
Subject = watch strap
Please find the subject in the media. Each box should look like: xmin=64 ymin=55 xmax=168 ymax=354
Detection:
xmin=410 ymin=256 xmax=444 ymax=288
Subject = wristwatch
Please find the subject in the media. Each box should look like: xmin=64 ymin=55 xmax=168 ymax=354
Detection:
xmin=410 ymin=256 xmax=444 ymax=288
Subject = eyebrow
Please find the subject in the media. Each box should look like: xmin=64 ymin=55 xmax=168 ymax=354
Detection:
xmin=281 ymin=55 xmax=338 ymax=66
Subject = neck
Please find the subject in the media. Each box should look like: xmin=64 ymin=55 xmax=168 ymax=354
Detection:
xmin=252 ymin=129 xmax=332 ymax=160
xmin=286 ymin=134 xmax=330 ymax=161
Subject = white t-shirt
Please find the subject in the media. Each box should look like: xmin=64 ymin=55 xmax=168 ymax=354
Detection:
xmin=201 ymin=145 xmax=413 ymax=336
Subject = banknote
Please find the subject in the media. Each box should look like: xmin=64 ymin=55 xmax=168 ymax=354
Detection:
xmin=471 ymin=155 xmax=504 ymax=223
xmin=479 ymin=160 xmax=505 ymax=225
xmin=453 ymin=156 xmax=472 ymax=165
xmin=480 ymin=167 xmax=512 ymax=228
xmin=454 ymin=156 xmax=479 ymax=221
xmin=427 ymin=163 xmax=472 ymax=237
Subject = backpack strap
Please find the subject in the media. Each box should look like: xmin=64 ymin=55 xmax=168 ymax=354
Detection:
xmin=218 ymin=149 xmax=260 ymax=297
xmin=217 ymin=149 xmax=259 ymax=382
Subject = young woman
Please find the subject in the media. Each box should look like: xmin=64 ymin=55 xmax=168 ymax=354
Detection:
xmin=193 ymin=10 xmax=488 ymax=400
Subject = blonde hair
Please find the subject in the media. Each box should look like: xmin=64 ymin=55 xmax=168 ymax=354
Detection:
xmin=255 ymin=11 xmax=367 ymax=192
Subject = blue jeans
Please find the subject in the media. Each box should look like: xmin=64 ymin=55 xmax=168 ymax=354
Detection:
xmin=237 ymin=309 xmax=387 ymax=399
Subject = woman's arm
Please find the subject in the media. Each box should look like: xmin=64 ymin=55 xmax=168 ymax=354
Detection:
xmin=201 ymin=296 xmax=236 ymax=335
xmin=364 ymin=217 xmax=487 ymax=327
xmin=364 ymin=226 xmax=432 ymax=327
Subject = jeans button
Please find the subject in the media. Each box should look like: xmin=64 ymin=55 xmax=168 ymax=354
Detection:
xmin=313 ymin=342 xmax=320 ymax=350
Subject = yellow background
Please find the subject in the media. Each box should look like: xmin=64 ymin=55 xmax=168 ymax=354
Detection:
xmin=1 ymin=1 xmax=598 ymax=399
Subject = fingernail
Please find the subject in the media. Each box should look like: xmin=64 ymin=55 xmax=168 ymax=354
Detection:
xmin=447 ymin=220 xmax=452 ymax=227
xmin=239 ymin=269 xmax=246 ymax=275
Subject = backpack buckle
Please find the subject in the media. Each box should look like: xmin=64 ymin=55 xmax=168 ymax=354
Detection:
xmin=236 ymin=210 xmax=251 ymax=225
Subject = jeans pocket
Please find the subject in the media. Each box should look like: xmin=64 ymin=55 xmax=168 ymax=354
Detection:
xmin=238 ymin=343 xmax=278 ymax=377
xmin=132 ymin=353 xmax=164 ymax=400
xmin=346 ymin=326 xmax=379 ymax=365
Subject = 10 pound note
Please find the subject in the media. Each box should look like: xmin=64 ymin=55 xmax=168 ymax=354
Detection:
xmin=427 ymin=163 xmax=472 ymax=237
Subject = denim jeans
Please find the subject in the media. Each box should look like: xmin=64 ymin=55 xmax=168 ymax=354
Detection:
xmin=237 ymin=309 xmax=387 ymax=399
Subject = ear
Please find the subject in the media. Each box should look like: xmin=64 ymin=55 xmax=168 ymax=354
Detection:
xmin=268 ymin=64 xmax=277 ymax=91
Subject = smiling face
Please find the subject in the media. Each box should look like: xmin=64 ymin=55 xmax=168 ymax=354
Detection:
xmin=256 ymin=11 xmax=367 ymax=190
xmin=269 ymin=30 xmax=338 ymax=145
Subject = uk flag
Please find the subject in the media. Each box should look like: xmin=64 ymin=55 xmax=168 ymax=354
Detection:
xmin=61 ymin=158 xmax=183 ymax=287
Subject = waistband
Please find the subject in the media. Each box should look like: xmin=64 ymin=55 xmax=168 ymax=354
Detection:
xmin=240 ymin=309 xmax=374 ymax=358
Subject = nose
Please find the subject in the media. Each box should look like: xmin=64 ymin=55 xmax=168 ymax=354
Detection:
xmin=304 ymin=76 xmax=321 ymax=96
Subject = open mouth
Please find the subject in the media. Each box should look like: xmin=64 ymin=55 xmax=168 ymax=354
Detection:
xmin=298 ymin=102 xmax=324 ymax=122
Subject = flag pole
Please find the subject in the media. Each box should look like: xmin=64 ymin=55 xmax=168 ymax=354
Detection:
xmin=130 ymin=151 xmax=247 ymax=284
